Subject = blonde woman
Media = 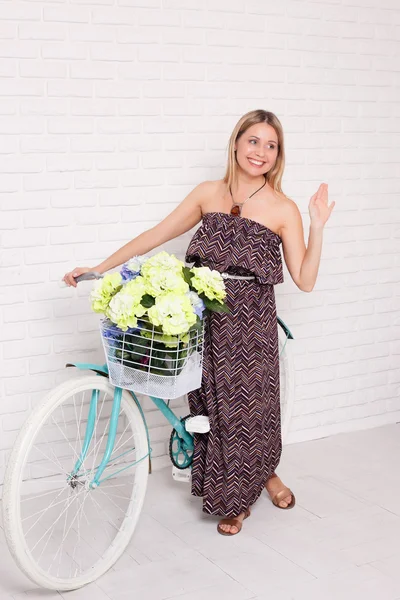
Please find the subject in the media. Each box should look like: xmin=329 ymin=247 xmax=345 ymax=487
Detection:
xmin=63 ymin=109 xmax=335 ymax=536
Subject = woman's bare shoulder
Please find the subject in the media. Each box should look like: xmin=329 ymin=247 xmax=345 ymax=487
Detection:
xmin=275 ymin=191 xmax=299 ymax=212
xmin=274 ymin=189 xmax=293 ymax=203
xmin=196 ymin=179 xmax=223 ymax=212
xmin=277 ymin=193 xmax=303 ymax=232
xmin=204 ymin=179 xmax=223 ymax=191
xmin=194 ymin=179 xmax=220 ymax=196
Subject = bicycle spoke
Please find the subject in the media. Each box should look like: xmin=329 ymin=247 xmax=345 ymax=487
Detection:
xmin=70 ymin=490 xmax=93 ymax=577
xmin=50 ymin=416 xmax=82 ymax=465
xmin=96 ymin=487 xmax=127 ymax=516
xmin=23 ymin=486 xmax=70 ymax=535
xmin=22 ymin=492 xmax=73 ymax=525
xmin=112 ymin=431 xmax=135 ymax=458
xmin=34 ymin=437 xmax=70 ymax=477
xmin=30 ymin=493 xmax=79 ymax=553
xmin=72 ymin=390 xmax=85 ymax=472
xmin=88 ymin=492 xmax=121 ymax=534
xmin=49 ymin=488 xmax=91 ymax=578
xmin=21 ymin=486 xmax=67 ymax=502
xmin=98 ymin=489 xmax=131 ymax=502
xmin=110 ymin=418 xmax=131 ymax=456
xmin=83 ymin=391 xmax=109 ymax=475
xmin=55 ymin=489 xmax=72 ymax=578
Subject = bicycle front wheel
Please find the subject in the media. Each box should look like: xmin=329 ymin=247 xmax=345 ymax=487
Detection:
xmin=2 ymin=375 xmax=149 ymax=591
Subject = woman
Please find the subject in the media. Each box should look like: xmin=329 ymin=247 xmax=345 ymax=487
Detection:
xmin=63 ymin=109 xmax=335 ymax=536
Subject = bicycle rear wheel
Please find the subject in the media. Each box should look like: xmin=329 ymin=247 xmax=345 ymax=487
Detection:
xmin=2 ymin=375 xmax=149 ymax=591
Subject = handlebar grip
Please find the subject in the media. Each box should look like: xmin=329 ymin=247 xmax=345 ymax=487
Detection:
xmin=74 ymin=271 xmax=103 ymax=283
xmin=59 ymin=271 xmax=103 ymax=288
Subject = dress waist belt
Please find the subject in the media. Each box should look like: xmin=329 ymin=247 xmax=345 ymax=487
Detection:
xmin=194 ymin=260 xmax=256 ymax=281
xmin=220 ymin=272 xmax=255 ymax=281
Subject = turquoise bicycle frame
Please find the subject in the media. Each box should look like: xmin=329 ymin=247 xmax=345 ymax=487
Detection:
xmin=66 ymin=315 xmax=293 ymax=488
xmin=66 ymin=362 xmax=194 ymax=488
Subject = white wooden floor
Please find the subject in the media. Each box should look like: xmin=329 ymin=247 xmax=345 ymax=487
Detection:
xmin=1 ymin=422 xmax=400 ymax=600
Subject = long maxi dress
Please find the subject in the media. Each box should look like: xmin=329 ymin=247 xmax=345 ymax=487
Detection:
xmin=184 ymin=211 xmax=285 ymax=518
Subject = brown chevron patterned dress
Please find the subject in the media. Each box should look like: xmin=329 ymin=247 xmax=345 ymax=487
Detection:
xmin=185 ymin=211 xmax=284 ymax=518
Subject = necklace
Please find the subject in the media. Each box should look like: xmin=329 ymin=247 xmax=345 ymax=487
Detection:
xmin=229 ymin=174 xmax=267 ymax=216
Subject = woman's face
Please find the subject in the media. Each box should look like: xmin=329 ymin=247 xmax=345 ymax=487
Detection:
xmin=234 ymin=123 xmax=279 ymax=178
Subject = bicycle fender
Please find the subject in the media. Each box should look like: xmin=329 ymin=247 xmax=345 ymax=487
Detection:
xmin=65 ymin=362 xmax=109 ymax=377
xmin=277 ymin=316 xmax=294 ymax=339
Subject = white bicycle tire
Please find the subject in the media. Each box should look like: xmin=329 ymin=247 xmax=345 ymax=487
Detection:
xmin=2 ymin=375 xmax=149 ymax=591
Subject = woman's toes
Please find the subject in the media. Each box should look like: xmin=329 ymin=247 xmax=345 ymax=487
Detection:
xmin=279 ymin=495 xmax=292 ymax=507
xmin=219 ymin=523 xmax=238 ymax=534
xmin=218 ymin=512 xmax=246 ymax=534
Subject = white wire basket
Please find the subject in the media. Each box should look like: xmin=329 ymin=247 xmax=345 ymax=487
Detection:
xmin=100 ymin=316 xmax=206 ymax=399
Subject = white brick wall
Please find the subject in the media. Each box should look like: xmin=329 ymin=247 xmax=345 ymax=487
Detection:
xmin=1 ymin=0 xmax=400 ymax=485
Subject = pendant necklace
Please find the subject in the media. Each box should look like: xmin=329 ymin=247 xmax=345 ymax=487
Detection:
xmin=229 ymin=174 xmax=267 ymax=217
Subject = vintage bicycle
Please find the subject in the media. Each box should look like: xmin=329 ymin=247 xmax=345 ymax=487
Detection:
xmin=2 ymin=271 xmax=294 ymax=591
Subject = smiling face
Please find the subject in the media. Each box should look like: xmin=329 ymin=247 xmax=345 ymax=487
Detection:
xmin=234 ymin=122 xmax=279 ymax=181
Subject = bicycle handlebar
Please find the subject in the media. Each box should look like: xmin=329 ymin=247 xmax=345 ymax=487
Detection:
xmin=59 ymin=271 xmax=104 ymax=288
xmin=74 ymin=271 xmax=104 ymax=283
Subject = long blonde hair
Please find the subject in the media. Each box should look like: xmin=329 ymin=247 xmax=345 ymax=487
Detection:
xmin=223 ymin=109 xmax=292 ymax=201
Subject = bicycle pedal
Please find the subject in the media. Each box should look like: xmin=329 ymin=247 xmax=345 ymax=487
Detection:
xmin=172 ymin=465 xmax=191 ymax=483
xmin=184 ymin=415 xmax=210 ymax=433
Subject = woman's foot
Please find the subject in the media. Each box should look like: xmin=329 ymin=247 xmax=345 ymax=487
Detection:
xmin=265 ymin=473 xmax=293 ymax=508
xmin=217 ymin=509 xmax=250 ymax=535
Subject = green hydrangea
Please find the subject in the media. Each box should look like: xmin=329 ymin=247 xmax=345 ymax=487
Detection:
xmin=140 ymin=329 xmax=191 ymax=346
xmin=140 ymin=329 xmax=180 ymax=348
xmin=147 ymin=291 xmax=197 ymax=335
xmin=105 ymin=276 xmax=148 ymax=331
xmin=140 ymin=250 xmax=189 ymax=297
xmin=190 ymin=267 xmax=227 ymax=303
xmin=90 ymin=272 xmax=123 ymax=314
xmin=180 ymin=332 xmax=190 ymax=343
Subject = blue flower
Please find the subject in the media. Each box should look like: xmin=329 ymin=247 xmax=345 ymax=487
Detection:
xmin=185 ymin=290 xmax=206 ymax=318
xmin=120 ymin=255 xmax=150 ymax=283
xmin=103 ymin=320 xmax=143 ymax=341
xmin=102 ymin=321 xmax=123 ymax=342
xmin=120 ymin=264 xmax=140 ymax=283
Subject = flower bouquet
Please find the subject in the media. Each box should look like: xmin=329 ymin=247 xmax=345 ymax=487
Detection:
xmin=91 ymin=251 xmax=230 ymax=399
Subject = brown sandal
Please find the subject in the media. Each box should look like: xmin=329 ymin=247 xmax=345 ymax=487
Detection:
xmin=217 ymin=508 xmax=251 ymax=536
xmin=265 ymin=473 xmax=296 ymax=510
xmin=269 ymin=486 xmax=296 ymax=509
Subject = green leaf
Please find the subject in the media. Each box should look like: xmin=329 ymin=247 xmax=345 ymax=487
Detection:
xmin=149 ymin=357 xmax=166 ymax=369
xmin=152 ymin=342 xmax=170 ymax=352
xmin=189 ymin=317 xmax=203 ymax=332
xmin=126 ymin=337 xmax=149 ymax=351
xmin=140 ymin=294 xmax=156 ymax=308
xmin=150 ymin=367 xmax=174 ymax=376
xmin=183 ymin=266 xmax=194 ymax=286
xmin=202 ymin=296 xmax=230 ymax=313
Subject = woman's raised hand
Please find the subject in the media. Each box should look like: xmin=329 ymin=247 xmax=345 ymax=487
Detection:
xmin=62 ymin=266 xmax=92 ymax=288
xmin=308 ymin=183 xmax=335 ymax=230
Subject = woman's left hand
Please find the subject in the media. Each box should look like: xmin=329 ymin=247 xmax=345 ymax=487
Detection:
xmin=308 ymin=183 xmax=335 ymax=230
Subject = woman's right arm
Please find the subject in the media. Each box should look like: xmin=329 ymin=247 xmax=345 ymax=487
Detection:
xmin=62 ymin=181 xmax=208 ymax=287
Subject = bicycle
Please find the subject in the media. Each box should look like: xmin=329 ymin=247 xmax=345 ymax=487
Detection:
xmin=2 ymin=271 xmax=295 ymax=592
